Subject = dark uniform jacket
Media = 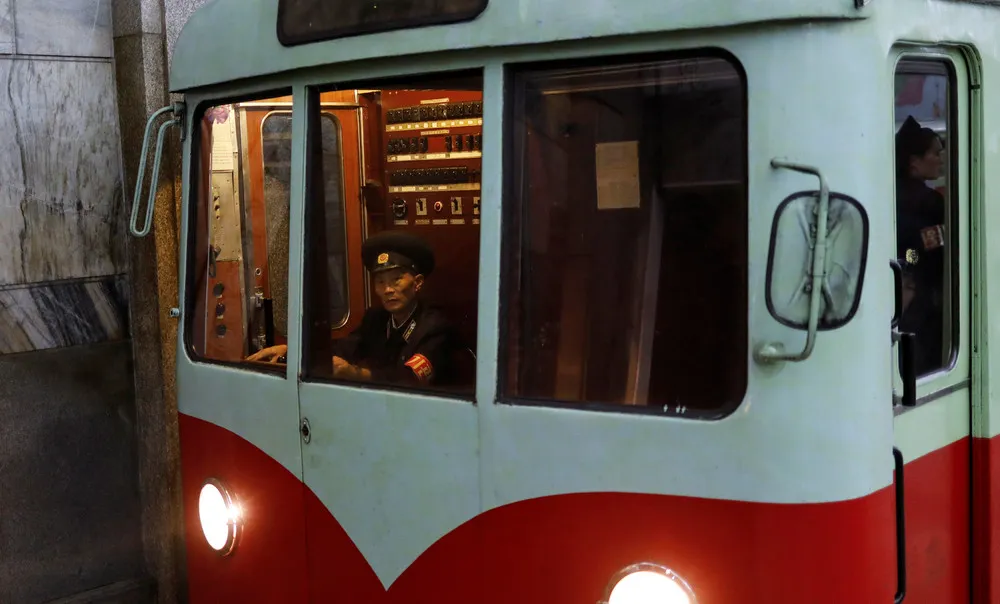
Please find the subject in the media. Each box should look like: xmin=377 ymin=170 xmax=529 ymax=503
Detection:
xmin=330 ymin=303 xmax=460 ymax=387
xmin=896 ymin=176 xmax=946 ymax=376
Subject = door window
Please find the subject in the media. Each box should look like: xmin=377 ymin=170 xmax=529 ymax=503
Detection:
xmin=893 ymin=59 xmax=957 ymax=379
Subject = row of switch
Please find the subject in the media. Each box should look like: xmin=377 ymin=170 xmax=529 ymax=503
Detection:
xmin=387 ymin=134 xmax=483 ymax=155
xmin=388 ymin=166 xmax=475 ymax=186
xmin=445 ymin=134 xmax=481 ymax=152
xmin=388 ymin=136 xmax=428 ymax=155
xmin=386 ymin=101 xmax=483 ymax=124
xmin=391 ymin=196 xmax=480 ymax=219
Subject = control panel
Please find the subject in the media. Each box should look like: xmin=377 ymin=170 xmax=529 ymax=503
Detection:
xmin=374 ymin=90 xmax=484 ymax=352
xmin=381 ymin=94 xmax=483 ymax=229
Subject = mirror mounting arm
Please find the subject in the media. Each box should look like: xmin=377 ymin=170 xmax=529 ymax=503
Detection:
xmin=755 ymin=159 xmax=830 ymax=364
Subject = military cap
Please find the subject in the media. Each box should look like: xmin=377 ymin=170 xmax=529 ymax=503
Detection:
xmin=361 ymin=230 xmax=435 ymax=276
xmin=895 ymin=115 xmax=926 ymax=158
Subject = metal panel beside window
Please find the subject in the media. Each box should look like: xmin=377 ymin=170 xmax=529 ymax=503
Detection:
xmin=501 ymin=53 xmax=748 ymax=418
xmin=277 ymin=0 xmax=488 ymax=46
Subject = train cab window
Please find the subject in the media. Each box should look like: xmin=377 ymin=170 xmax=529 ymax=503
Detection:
xmin=893 ymin=59 xmax=956 ymax=377
xmin=300 ymin=75 xmax=483 ymax=397
xmin=502 ymin=55 xmax=747 ymax=417
xmin=185 ymin=93 xmax=297 ymax=373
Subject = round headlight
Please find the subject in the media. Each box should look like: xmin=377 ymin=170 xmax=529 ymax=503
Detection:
xmin=198 ymin=479 xmax=242 ymax=555
xmin=604 ymin=563 xmax=697 ymax=604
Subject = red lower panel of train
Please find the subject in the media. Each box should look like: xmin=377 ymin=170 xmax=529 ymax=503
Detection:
xmin=179 ymin=414 xmax=981 ymax=603
xmin=974 ymin=436 xmax=1000 ymax=604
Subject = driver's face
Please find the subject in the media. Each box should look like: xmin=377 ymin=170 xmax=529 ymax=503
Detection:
xmin=373 ymin=268 xmax=423 ymax=314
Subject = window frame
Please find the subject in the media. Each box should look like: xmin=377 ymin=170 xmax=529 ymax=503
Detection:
xmin=892 ymin=54 xmax=962 ymax=387
xmin=183 ymin=88 xmax=293 ymax=377
xmin=298 ymin=71 xmax=486 ymax=401
xmin=497 ymin=49 xmax=750 ymax=420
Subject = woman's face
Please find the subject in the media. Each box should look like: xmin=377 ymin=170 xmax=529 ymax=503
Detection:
xmin=909 ymin=136 xmax=944 ymax=181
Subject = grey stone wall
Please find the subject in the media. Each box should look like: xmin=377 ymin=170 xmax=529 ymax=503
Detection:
xmin=0 ymin=0 xmax=222 ymax=599
xmin=0 ymin=342 xmax=147 ymax=603
xmin=0 ymin=0 xmax=152 ymax=601
xmin=0 ymin=0 xmax=127 ymax=344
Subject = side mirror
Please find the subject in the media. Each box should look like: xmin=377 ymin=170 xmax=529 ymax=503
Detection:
xmin=756 ymin=160 xmax=869 ymax=364
xmin=766 ymin=190 xmax=869 ymax=330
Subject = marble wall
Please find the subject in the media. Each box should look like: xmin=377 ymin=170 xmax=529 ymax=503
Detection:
xmin=10 ymin=0 xmax=112 ymax=58
xmin=0 ymin=0 xmax=146 ymax=600
xmin=0 ymin=0 xmax=12 ymax=55
xmin=0 ymin=0 xmax=129 ymax=353
xmin=0 ymin=276 xmax=128 ymax=354
xmin=0 ymin=59 xmax=127 ymax=284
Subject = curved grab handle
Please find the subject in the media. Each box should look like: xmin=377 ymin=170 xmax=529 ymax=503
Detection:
xmin=755 ymin=159 xmax=830 ymax=364
xmin=130 ymin=104 xmax=183 ymax=237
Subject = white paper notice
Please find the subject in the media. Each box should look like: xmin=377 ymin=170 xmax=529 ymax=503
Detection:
xmin=595 ymin=141 xmax=641 ymax=210
xmin=211 ymin=119 xmax=235 ymax=172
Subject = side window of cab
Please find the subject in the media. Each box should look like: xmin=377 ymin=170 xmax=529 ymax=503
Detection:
xmin=893 ymin=59 xmax=956 ymax=379
xmin=186 ymin=92 xmax=300 ymax=374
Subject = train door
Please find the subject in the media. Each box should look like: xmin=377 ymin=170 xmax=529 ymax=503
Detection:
xmin=294 ymin=75 xmax=485 ymax=600
xmin=890 ymin=48 xmax=974 ymax=603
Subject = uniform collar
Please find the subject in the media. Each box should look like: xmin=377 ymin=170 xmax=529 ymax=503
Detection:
xmin=387 ymin=303 xmax=420 ymax=342
xmin=390 ymin=304 xmax=418 ymax=330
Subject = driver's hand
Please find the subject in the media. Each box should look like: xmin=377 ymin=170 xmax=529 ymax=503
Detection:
xmin=247 ymin=344 xmax=288 ymax=363
xmin=332 ymin=356 xmax=351 ymax=377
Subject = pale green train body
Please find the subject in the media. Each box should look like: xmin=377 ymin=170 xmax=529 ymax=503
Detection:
xmin=127 ymin=0 xmax=1000 ymax=601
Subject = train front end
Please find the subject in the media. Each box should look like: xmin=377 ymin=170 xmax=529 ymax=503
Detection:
xmin=144 ymin=0 xmax=994 ymax=601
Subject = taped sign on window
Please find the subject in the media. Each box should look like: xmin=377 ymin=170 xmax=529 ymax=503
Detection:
xmin=595 ymin=141 xmax=640 ymax=210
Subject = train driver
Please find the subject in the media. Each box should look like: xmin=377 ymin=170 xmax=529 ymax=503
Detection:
xmin=248 ymin=230 xmax=462 ymax=387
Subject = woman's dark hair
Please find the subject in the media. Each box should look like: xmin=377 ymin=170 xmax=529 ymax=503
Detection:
xmin=895 ymin=115 xmax=942 ymax=178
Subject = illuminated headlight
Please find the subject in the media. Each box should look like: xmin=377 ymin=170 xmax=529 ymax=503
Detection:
xmin=601 ymin=563 xmax=697 ymax=604
xmin=198 ymin=479 xmax=242 ymax=555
